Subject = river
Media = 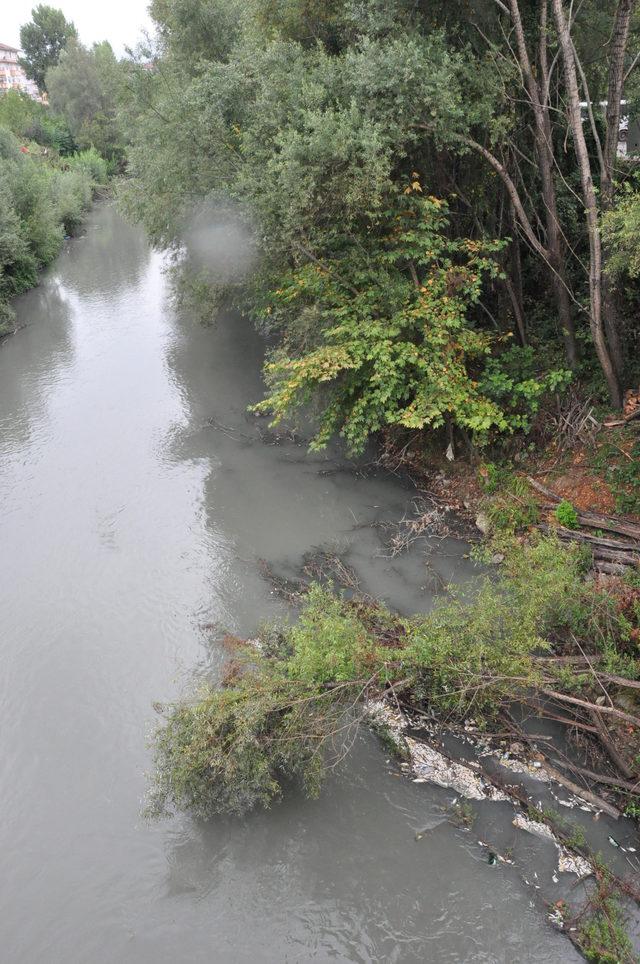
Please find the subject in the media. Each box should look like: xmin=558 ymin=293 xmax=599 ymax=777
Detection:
xmin=0 ymin=203 xmax=581 ymax=962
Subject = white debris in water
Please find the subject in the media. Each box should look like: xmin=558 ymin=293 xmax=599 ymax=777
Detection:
xmin=513 ymin=812 xmax=556 ymax=840
xmin=498 ymin=755 xmax=550 ymax=781
xmin=557 ymin=847 xmax=591 ymax=878
xmin=408 ymin=737 xmax=499 ymax=800
xmin=513 ymin=814 xmax=592 ymax=878
xmin=489 ymin=748 xmax=600 ymax=815
xmin=366 ymin=699 xmax=508 ymax=802
xmin=367 ymin=699 xmax=593 ymax=878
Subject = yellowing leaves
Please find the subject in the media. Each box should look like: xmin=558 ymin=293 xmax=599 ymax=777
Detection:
xmin=254 ymin=188 xmax=508 ymax=454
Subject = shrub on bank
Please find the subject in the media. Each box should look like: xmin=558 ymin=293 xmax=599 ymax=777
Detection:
xmin=0 ymin=90 xmax=76 ymax=156
xmin=0 ymin=127 xmax=104 ymax=331
xmin=146 ymin=535 xmax=640 ymax=820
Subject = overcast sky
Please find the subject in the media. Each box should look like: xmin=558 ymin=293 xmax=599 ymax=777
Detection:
xmin=3 ymin=1 xmax=154 ymax=55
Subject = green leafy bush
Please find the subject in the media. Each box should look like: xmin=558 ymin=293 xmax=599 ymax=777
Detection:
xmin=555 ymin=499 xmax=579 ymax=529
xmin=0 ymin=90 xmax=76 ymax=155
xmin=64 ymin=147 xmax=108 ymax=184
xmin=0 ymin=125 xmax=100 ymax=323
xmin=479 ymin=345 xmax=572 ymax=434
xmin=602 ymin=190 xmax=640 ymax=281
xmin=485 ymin=474 xmax=540 ymax=532
xmin=253 ymin=189 xmax=513 ymax=453
xmin=148 ymin=537 xmax=599 ymax=818
xmin=53 ymin=167 xmax=93 ymax=233
xmin=579 ymin=893 xmax=634 ymax=964
xmin=591 ymin=437 xmax=640 ymax=516
xmin=146 ymin=665 xmax=359 ymax=819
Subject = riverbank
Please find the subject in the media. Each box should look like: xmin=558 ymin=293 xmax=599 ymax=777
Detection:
xmin=379 ymin=428 xmax=640 ymax=960
xmin=0 ymin=129 xmax=109 ymax=337
xmin=149 ymin=417 xmax=640 ymax=960
xmin=375 ymin=419 xmax=640 ymax=802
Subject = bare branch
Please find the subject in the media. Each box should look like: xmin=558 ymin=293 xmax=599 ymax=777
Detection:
xmin=572 ymin=38 xmax=605 ymax=178
xmin=624 ymin=48 xmax=640 ymax=82
xmin=442 ymin=130 xmax=548 ymax=260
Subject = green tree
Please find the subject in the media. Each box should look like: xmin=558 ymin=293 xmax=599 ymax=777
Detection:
xmin=253 ymin=189 xmax=511 ymax=452
xmin=19 ymin=4 xmax=78 ymax=92
xmin=121 ymin=0 xmax=640 ymax=454
xmin=46 ymin=40 xmax=126 ymax=162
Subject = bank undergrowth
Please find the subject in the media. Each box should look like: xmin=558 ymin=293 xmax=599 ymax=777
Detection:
xmin=0 ymin=127 xmax=108 ymax=335
xmin=147 ymin=535 xmax=640 ymax=820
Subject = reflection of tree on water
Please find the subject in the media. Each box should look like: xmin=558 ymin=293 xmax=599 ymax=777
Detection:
xmin=162 ymin=303 xmax=475 ymax=632
xmin=1 ymin=279 xmax=74 ymax=452
xmin=57 ymin=200 xmax=151 ymax=298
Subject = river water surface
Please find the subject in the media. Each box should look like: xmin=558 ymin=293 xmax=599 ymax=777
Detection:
xmin=0 ymin=204 xmax=581 ymax=962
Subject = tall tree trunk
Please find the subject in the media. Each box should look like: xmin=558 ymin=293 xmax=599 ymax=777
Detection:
xmin=507 ymin=202 xmax=527 ymax=346
xmin=601 ymin=0 xmax=635 ymax=384
xmin=602 ymin=276 xmax=626 ymax=384
xmin=552 ymin=0 xmax=623 ymax=408
xmin=602 ymin=0 xmax=635 ymax=207
xmin=510 ymin=0 xmax=578 ymax=367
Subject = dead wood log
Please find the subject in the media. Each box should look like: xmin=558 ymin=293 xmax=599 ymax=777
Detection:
xmin=594 ymin=560 xmax=629 ymax=575
xmin=528 ymin=476 xmax=562 ymax=502
xmin=604 ymin=406 xmax=640 ymax=427
xmin=550 ymin=757 xmax=638 ymax=794
xmin=592 ymin=546 xmax=640 ymax=567
xmin=541 ymin=760 xmax=622 ymax=818
xmin=503 ymin=712 xmax=622 ymax=817
xmin=597 ymin=672 xmax=640 ymax=692
xmin=535 ymin=658 xmax=640 ymax=691
xmin=528 ymin=478 xmax=640 ymax=541
xmin=523 ymin=700 xmax=600 ymax=734
xmin=577 ymin=511 xmax=640 ymax=541
xmin=537 ymin=523 xmax=640 ymax=551
xmin=536 ymin=655 xmax=597 ymax=665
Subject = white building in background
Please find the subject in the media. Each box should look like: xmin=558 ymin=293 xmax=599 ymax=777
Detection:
xmin=579 ymin=99 xmax=640 ymax=156
xmin=0 ymin=42 xmax=44 ymax=101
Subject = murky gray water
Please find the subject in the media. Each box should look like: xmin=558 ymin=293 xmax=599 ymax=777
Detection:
xmin=0 ymin=204 xmax=581 ymax=962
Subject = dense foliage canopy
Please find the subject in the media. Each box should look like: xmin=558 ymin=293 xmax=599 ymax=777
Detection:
xmin=148 ymin=534 xmax=640 ymax=818
xmin=119 ymin=0 xmax=640 ymax=454
xmin=46 ymin=40 xmax=127 ymax=163
xmin=19 ymin=3 xmax=78 ymax=92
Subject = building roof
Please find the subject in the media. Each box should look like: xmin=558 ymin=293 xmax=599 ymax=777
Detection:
xmin=0 ymin=43 xmax=19 ymax=52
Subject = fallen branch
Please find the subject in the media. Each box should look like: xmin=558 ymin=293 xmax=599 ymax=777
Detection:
xmin=594 ymin=560 xmax=629 ymax=576
xmin=535 ymin=657 xmax=640 ymax=691
xmin=577 ymin=511 xmax=640 ymax=542
xmin=528 ymin=477 xmax=640 ymax=541
xmin=588 ymin=709 xmax=637 ymax=779
xmin=503 ymin=712 xmax=621 ymax=818
xmin=541 ymin=760 xmax=622 ymax=819
xmin=550 ymin=757 xmax=638 ymax=794
xmin=604 ymin=406 xmax=640 ymax=427
xmin=527 ymin=476 xmax=561 ymax=502
xmin=539 ymin=687 xmax=640 ymax=727
xmin=597 ymin=672 xmax=640 ymax=692
xmin=592 ymin=546 xmax=640 ymax=567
